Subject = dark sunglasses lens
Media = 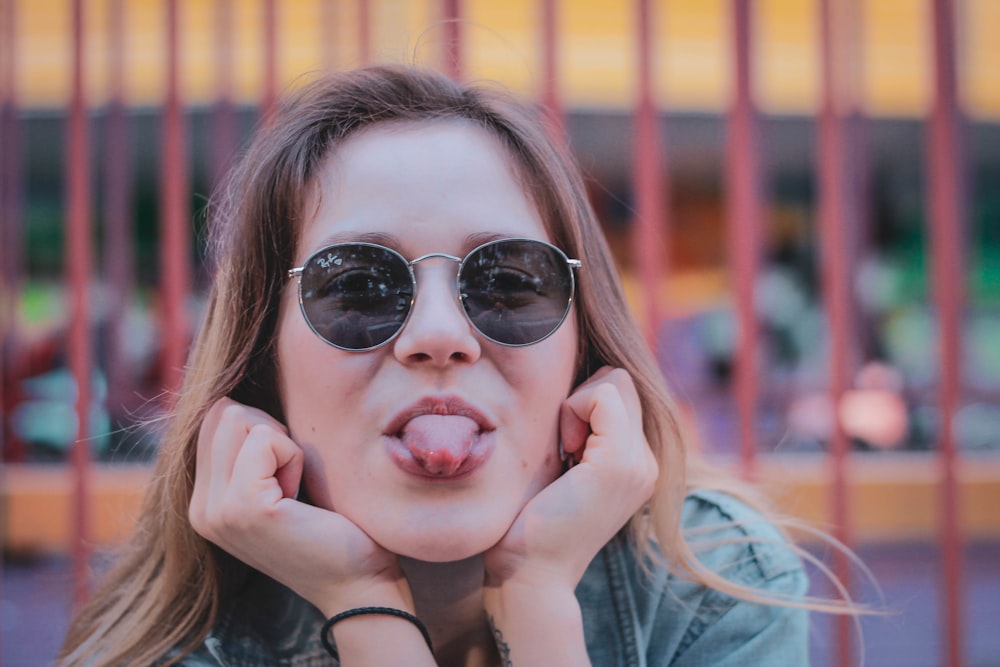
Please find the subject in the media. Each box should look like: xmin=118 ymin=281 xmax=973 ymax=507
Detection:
xmin=460 ymin=240 xmax=574 ymax=345
xmin=299 ymin=244 xmax=413 ymax=350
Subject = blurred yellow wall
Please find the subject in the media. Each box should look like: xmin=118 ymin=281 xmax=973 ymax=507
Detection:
xmin=5 ymin=455 xmax=1000 ymax=554
xmin=7 ymin=0 xmax=1000 ymax=118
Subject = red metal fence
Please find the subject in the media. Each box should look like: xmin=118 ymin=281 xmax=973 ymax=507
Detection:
xmin=0 ymin=1 xmax=979 ymax=666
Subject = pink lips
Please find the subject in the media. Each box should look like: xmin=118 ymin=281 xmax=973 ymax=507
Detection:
xmin=383 ymin=397 xmax=495 ymax=480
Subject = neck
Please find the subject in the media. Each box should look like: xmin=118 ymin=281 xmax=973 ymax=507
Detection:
xmin=399 ymin=556 xmax=499 ymax=667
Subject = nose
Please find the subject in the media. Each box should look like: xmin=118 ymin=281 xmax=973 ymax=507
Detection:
xmin=392 ymin=260 xmax=482 ymax=366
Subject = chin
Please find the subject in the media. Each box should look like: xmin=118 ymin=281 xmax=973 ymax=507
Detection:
xmin=370 ymin=518 xmax=512 ymax=563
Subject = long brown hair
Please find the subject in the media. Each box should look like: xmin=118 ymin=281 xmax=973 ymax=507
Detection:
xmin=58 ymin=65 xmax=857 ymax=667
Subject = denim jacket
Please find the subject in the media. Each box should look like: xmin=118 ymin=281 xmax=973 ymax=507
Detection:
xmin=179 ymin=490 xmax=809 ymax=666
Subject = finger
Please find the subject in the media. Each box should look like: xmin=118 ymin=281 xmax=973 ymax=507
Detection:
xmin=585 ymin=367 xmax=642 ymax=426
xmin=605 ymin=368 xmax=643 ymax=427
xmin=194 ymin=398 xmax=227 ymax=488
xmin=573 ymin=364 xmax=615 ymax=391
xmin=229 ymin=423 xmax=304 ymax=502
xmin=192 ymin=398 xmax=289 ymax=519
xmin=192 ymin=398 xmax=235 ymax=516
xmin=558 ymin=401 xmax=589 ymax=459
xmin=198 ymin=399 xmax=287 ymax=484
xmin=559 ymin=366 xmax=616 ymax=457
xmin=562 ymin=381 xmax=628 ymax=442
xmin=561 ymin=368 xmax=649 ymax=466
xmin=199 ymin=426 xmax=303 ymax=549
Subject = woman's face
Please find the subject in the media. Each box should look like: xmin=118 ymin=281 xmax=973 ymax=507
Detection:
xmin=276 ymin=120 xmax=579 ymax=562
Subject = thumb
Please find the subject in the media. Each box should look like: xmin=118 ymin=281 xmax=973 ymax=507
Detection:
xmin=559 ymin=398 xmax=590 ymax=461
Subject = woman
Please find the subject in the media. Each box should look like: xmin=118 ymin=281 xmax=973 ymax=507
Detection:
xmin=59 ymin=65 xmax=834 ymax=666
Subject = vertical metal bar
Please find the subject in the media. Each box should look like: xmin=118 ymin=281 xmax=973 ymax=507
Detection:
xmin=1 ymin=0 xmax=11 ymax=465
xmin=68 ymin=0 xmax=94 ymax=606
xmin=0 ymin=0 xmax=16 ymax=650
xmin=0 ymin=0 xmax=24 ymax=462
xmin=212 ymin=0 xmax=237 ymax=190
xmin=442 ymin=0 xmax=462 ymax=80
xmin=844 ymin=0 xmax=871 ymax=361
xmin=927 ymin=1 xmax=965 ymax=665
xmin=261 ymin=0 xmax=278 ymax=119
xmin=161 ymin=0 xmax=191 ymax=394
xmin=359 ymin=0 xmax=372 ymax=66
xmin=817 ymin=1 xmax=855 ymax=664
xmin=212 ymin=0 xmax=235 ymax=181
xmin=632 ymin=0 xmax=667 ymax=352
xmin=320 ymin=0 xmax=338 ymax=71
xmin=726 ymin=0 xmax=762 ymax=474
xmin=540 ymin=0 xmax=564 ymax=139
xmin=103 ymin=0 xmax=133 ymax=433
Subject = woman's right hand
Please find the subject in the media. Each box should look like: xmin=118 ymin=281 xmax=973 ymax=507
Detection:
xmin=189 ymin=397 xmax=413 ymax=618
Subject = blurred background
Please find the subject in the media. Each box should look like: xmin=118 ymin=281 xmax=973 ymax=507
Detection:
xmin=0 ymin=0 xmax=997 ymax=665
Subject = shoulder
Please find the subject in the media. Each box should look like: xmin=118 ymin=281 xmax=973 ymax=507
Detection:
xmin=680 ymin=488 xmax=806 ymax=586
xmin=667 ymin=490 xmax=810 ymax=664
xmin=578 ymin=490 xmax=810 ymax=665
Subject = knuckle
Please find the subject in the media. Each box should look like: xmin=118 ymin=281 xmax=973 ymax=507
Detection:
xmin=606 ymin=367 xmax=640 ymax=401
xmin=604 ymin=367 xmax=632 ymax=391
xmin=246 ymin=422 xmax=279 ymax=444
xmin=206 ymin=396 xmax=235 ymax=424
xmin=218 ymin=399 xmax=249 ymax=425
xmin=592 ymin=382 xmax=621 ymax=405
xmin=605 ymin=367 xmax=628 ymax=382
xmin=199 ymin=398 xmax=242 ymax=445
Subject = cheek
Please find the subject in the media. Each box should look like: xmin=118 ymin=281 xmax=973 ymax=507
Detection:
xmin=533 ymin=450 xmax=560 ymax=478
xmin=276 ymin=301 xmax=307 ymax=410
xmin=519 ymin=436 xmax=563 ymax=506
xmin=278 ymin=314 xmax=371 ymax=418
xmin=514 ymin=359 xmax=575 ymax=470
xmin=277 ymin=313 xmax=379 ymax=481
xmin=515 ymin=329 xmax=578 ymax=411
xmin=300 ymin=444 xmax=334 ymax=509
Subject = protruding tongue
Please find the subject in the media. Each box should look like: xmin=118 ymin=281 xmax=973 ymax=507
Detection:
xmin=400 ymin=414 xmax=479 ymax=476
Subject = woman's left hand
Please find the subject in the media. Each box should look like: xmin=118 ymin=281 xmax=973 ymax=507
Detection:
xmin=480 ymin=367 xmax=658 ymax=665
xmin=482 ymin=366 xmax=659 ymax=590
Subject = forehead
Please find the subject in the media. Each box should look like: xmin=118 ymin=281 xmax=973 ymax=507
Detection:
xmin=298 ymin=119 xmax=549 ymax=259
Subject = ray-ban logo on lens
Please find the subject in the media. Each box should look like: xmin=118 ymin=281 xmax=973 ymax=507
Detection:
xmin=316 ymin=253 xmax=342 ymax=269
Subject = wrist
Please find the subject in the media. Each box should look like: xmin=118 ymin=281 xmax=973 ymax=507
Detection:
xmin=313 ymin=576 xmax=415 ymax=619
xmin=322 ymin=607 xmax=433 ymax=662
xmin=483 ymin=582 xmax=589 ymax=667
xmin=483 ymin=578 xmax=582 ymax=626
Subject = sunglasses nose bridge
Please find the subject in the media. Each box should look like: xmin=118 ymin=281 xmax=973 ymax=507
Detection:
xmin=392 ymin=252 xmax=484 ymax=362
xmin=408 ymin=252 xmax=464 ymax=297
xmin=406 ymin=252 xmax=464 ymax=306
xmin=408 ymin=252 xmax=463 ymax=268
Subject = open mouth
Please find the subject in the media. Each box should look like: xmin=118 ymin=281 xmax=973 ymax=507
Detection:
xmin=384 ymin=398 xmax=496 ymax=479
xmin=400 ymin=414 xmax=482 ymax=475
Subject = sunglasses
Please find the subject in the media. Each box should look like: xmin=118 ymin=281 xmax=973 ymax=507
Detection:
xmin=288 ymin=237 xmax=582 ymax=351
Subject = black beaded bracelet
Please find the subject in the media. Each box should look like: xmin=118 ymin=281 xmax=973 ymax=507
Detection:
xmin=320 ymin=606 xmax=434 ymax=661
